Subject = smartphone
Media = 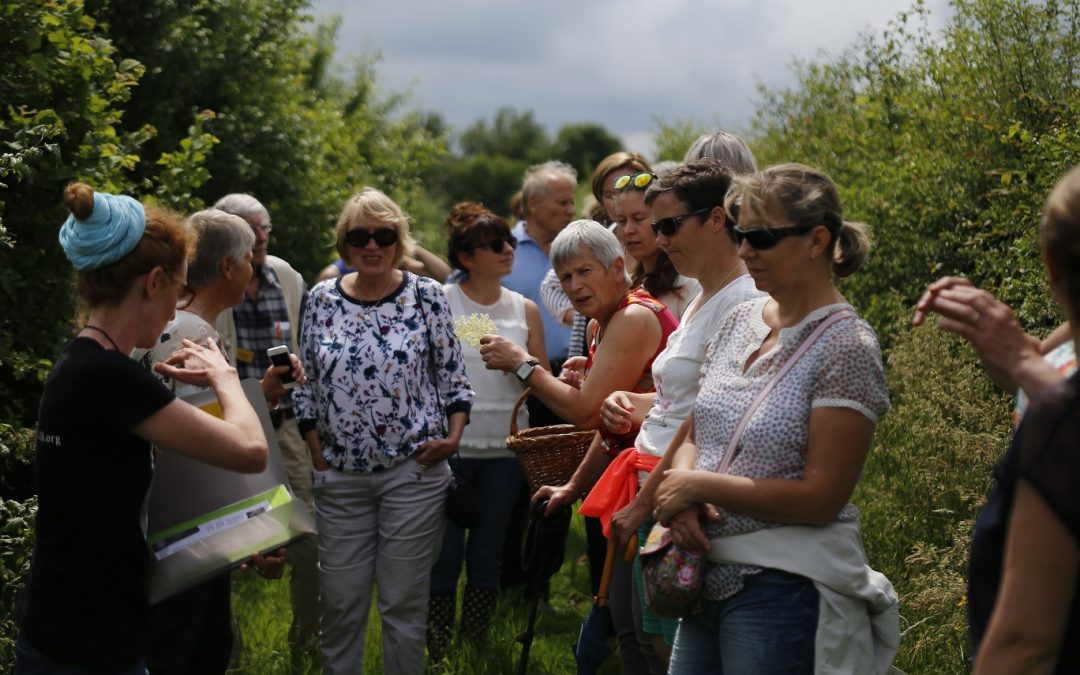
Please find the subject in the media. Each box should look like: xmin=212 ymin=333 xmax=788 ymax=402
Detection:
xmin=266 ymin=345 xmax=297 ymax=389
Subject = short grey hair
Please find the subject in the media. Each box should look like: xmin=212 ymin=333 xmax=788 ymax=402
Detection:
xmin=521 ymin=160 xmax=578 ymax=218
xmin=213 ymin=193 xmax=271 ymax=227
xmin=683 ymin=131 xmax=758 ymax=175
xmin=550 ymin=219 xmax=624 ymax=274
xmin=185 ymin=209 xmax=256 ymax=289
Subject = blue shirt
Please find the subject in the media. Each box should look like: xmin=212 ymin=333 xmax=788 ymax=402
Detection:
xmin=502 ymin=222 xmax=571 ymax=363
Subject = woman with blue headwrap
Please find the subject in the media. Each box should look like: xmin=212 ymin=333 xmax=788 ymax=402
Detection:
xmin=14 ymin=183 xmax=270 ymax=675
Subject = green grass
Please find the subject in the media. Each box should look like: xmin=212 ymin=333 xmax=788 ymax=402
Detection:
xmin=228 ymin=509 xmax=621 ymax=674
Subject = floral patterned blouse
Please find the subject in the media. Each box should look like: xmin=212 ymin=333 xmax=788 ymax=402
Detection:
xmin=695 ymin=297 xmax=890 ymax=601
xmin=294 ymin=272 xmax=473 ymax=473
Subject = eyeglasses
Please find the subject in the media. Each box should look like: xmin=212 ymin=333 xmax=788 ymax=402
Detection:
xmin=651 ymin=207 xmax=715 ymax=237
xmin=470 ymin=235 xmax=517 ymax=253
xmin=614 ymin=173 xmax=657 ymax=191
xmin=345 ymin=227 xmax=399 ymax=248
xmin=727 ymin=223 xmax=819 ymax=250
xmin=251 ymin=222 xmax=272 ymax=234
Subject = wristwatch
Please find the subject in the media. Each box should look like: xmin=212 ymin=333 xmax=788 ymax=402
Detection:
xmin=514 ymin=358 xmax=541 ymax=382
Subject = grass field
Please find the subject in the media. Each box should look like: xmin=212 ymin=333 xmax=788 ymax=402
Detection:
xmin=228 ymin=508 xmax=620 ymax=674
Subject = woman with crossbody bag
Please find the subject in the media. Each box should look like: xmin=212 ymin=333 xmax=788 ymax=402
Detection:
xmin=652 ymin=165 xmax=894 ymax=674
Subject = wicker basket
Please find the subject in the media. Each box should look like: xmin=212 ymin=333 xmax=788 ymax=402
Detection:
xmin=506 ymin=388 xmax=595 ymax=493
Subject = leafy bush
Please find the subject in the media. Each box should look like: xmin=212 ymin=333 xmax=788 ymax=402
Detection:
xmin=0 ymin=424 xmax=37 ymax=671
xmin=751 ymin=0 xmax=1079 ymax=340
xmin=856 ymin=319 xmax=1013 ymax=673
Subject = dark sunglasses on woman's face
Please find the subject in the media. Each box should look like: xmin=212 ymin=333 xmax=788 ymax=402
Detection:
xmin=471 ymin=235 xmax=517 ymax=253
xmin=727 ymin=222 xmax=819 ymax=250
xmin=651 ymin=207 xmax=715 ymax=237
xmin=345 ymin=227 xmax=399 ymax=248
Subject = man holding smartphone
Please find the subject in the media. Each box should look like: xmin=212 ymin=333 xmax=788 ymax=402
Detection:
xmin=213 ymin=194 xmax=320 ymax=658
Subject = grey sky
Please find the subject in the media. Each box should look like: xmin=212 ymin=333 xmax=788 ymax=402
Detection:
xmin=310 ymin=1 xmax=951 ymax=159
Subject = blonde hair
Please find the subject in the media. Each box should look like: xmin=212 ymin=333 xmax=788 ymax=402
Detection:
xmin=1041 ymin=165 xmax=1080 ymax=308
xmin=334 ymin=188 xmax=415 ymax=268
xmin=725 ymin=163 xmax=870 ymax=277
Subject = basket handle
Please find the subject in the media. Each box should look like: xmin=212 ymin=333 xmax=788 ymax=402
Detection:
xmin=510 ymin=387 xmax=531 ymax=436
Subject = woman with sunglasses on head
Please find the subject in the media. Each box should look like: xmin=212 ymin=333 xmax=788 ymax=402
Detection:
xmin=293 ymin=188 xmax=473 ymax=675
xmin=480 ymin=220 xmax=678 ymax=674
xmin=611 ymin=171 xmax=701 ymax=320
xmin=652 ymin=164 xmax=896 ymax=674
xmin=425 ymin=203 xmax=548 ymax=661
xmin=15 ymin=184 xmax=268 ymax=675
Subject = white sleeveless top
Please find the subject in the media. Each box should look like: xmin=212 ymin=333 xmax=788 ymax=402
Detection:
xmin=444 ymin=283 xmax=530 ymax=459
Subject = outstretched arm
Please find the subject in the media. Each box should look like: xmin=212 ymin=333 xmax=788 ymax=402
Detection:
xmin=913 ymin=276 xmax=1063 ymax=396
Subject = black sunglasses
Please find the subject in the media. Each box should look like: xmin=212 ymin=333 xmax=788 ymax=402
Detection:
xmin=651 ymin=207 xmax=715 ymax=237
xmin=345 ymin=227 xmax=399 ymax=248
xmin=470 ymin=235 xmax=517 ymax=253
xmin=728 ymin=223 xmax=819 ymax=250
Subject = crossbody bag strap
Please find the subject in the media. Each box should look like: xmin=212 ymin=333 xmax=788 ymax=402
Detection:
xmin=713 ymin=309 xmax=857 ymax=474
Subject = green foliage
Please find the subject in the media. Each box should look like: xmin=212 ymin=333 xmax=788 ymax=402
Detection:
xmin=0 ymin=495 xmax=37 ymax=671
xmin=750 ymin=0 xmax=1080 ymax=339
xmin=458 ymin=107 xmax=550 ymax=160
xmin=0 ymin=0 xmax=146 ymax=425
xmin=551 ymin=123 xmax=622 ymax=182
xmin=651 ymin=117 xmax=709 ymax=162
xmin=0 ymin=425 xmax=39 ymax=669
xmin=856 ymin=321 xmax=1013 ymax=673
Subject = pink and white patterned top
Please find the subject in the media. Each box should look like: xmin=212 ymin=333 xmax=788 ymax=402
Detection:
xmin=694 ymin=297 xmax=890 ymax=601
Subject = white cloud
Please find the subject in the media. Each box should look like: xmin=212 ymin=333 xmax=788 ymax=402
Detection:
xmin=311 ymin=0 xmax=951 ymax=161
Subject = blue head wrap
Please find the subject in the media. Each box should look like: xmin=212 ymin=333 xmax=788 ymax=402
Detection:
xmin=58 ymin=191 xmax=146 ymax=271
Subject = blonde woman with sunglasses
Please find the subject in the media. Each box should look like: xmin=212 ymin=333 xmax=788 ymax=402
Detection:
xmin=653 ymin=164 xmax=896 ymax=674
xmin=293 ymin=188 xmax=473 ymax=675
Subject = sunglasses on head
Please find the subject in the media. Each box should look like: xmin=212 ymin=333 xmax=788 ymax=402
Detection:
xmin=470 ymin=235 xmax=517 ymax=253
xmin=727 ymin=222 xmax=819 ymax=250
xmin=614 ymin=173 xmax=657 ymax=191
xmin=651 ymin=207 xmax=715 ymax=237
xmin=345 ymin=227 xmax=399 ymax=248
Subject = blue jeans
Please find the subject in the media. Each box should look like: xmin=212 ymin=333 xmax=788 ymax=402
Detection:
xmin=669 ymin=569 xmax=818 ymax=675
xmin=14 ymin=633 xmax=149 ymax=675
xmin=430 ymin=456 xmax=523 ymax=593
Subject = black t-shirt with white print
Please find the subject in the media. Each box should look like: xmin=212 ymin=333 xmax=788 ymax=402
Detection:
xmin=20 ymin=338 xmax=174 ymax=670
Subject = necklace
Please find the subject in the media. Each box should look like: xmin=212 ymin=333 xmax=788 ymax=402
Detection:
xmin=716 ymin=261 xmax=747 ymax=289
xmin=84 ymin=324 xmax=121 ymax=352
xmin=353 ymin=273 xmax=399 ymax=321
xmin=686 ymin=262 xmax=747 ymax=324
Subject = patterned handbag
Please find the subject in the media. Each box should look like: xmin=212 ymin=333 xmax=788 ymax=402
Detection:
xmin=640 ymin=310 xmax=856 ymax=618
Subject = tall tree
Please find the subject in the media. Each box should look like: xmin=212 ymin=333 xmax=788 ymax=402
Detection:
xmin=551 ymin=122 xmax=622 ymax=181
